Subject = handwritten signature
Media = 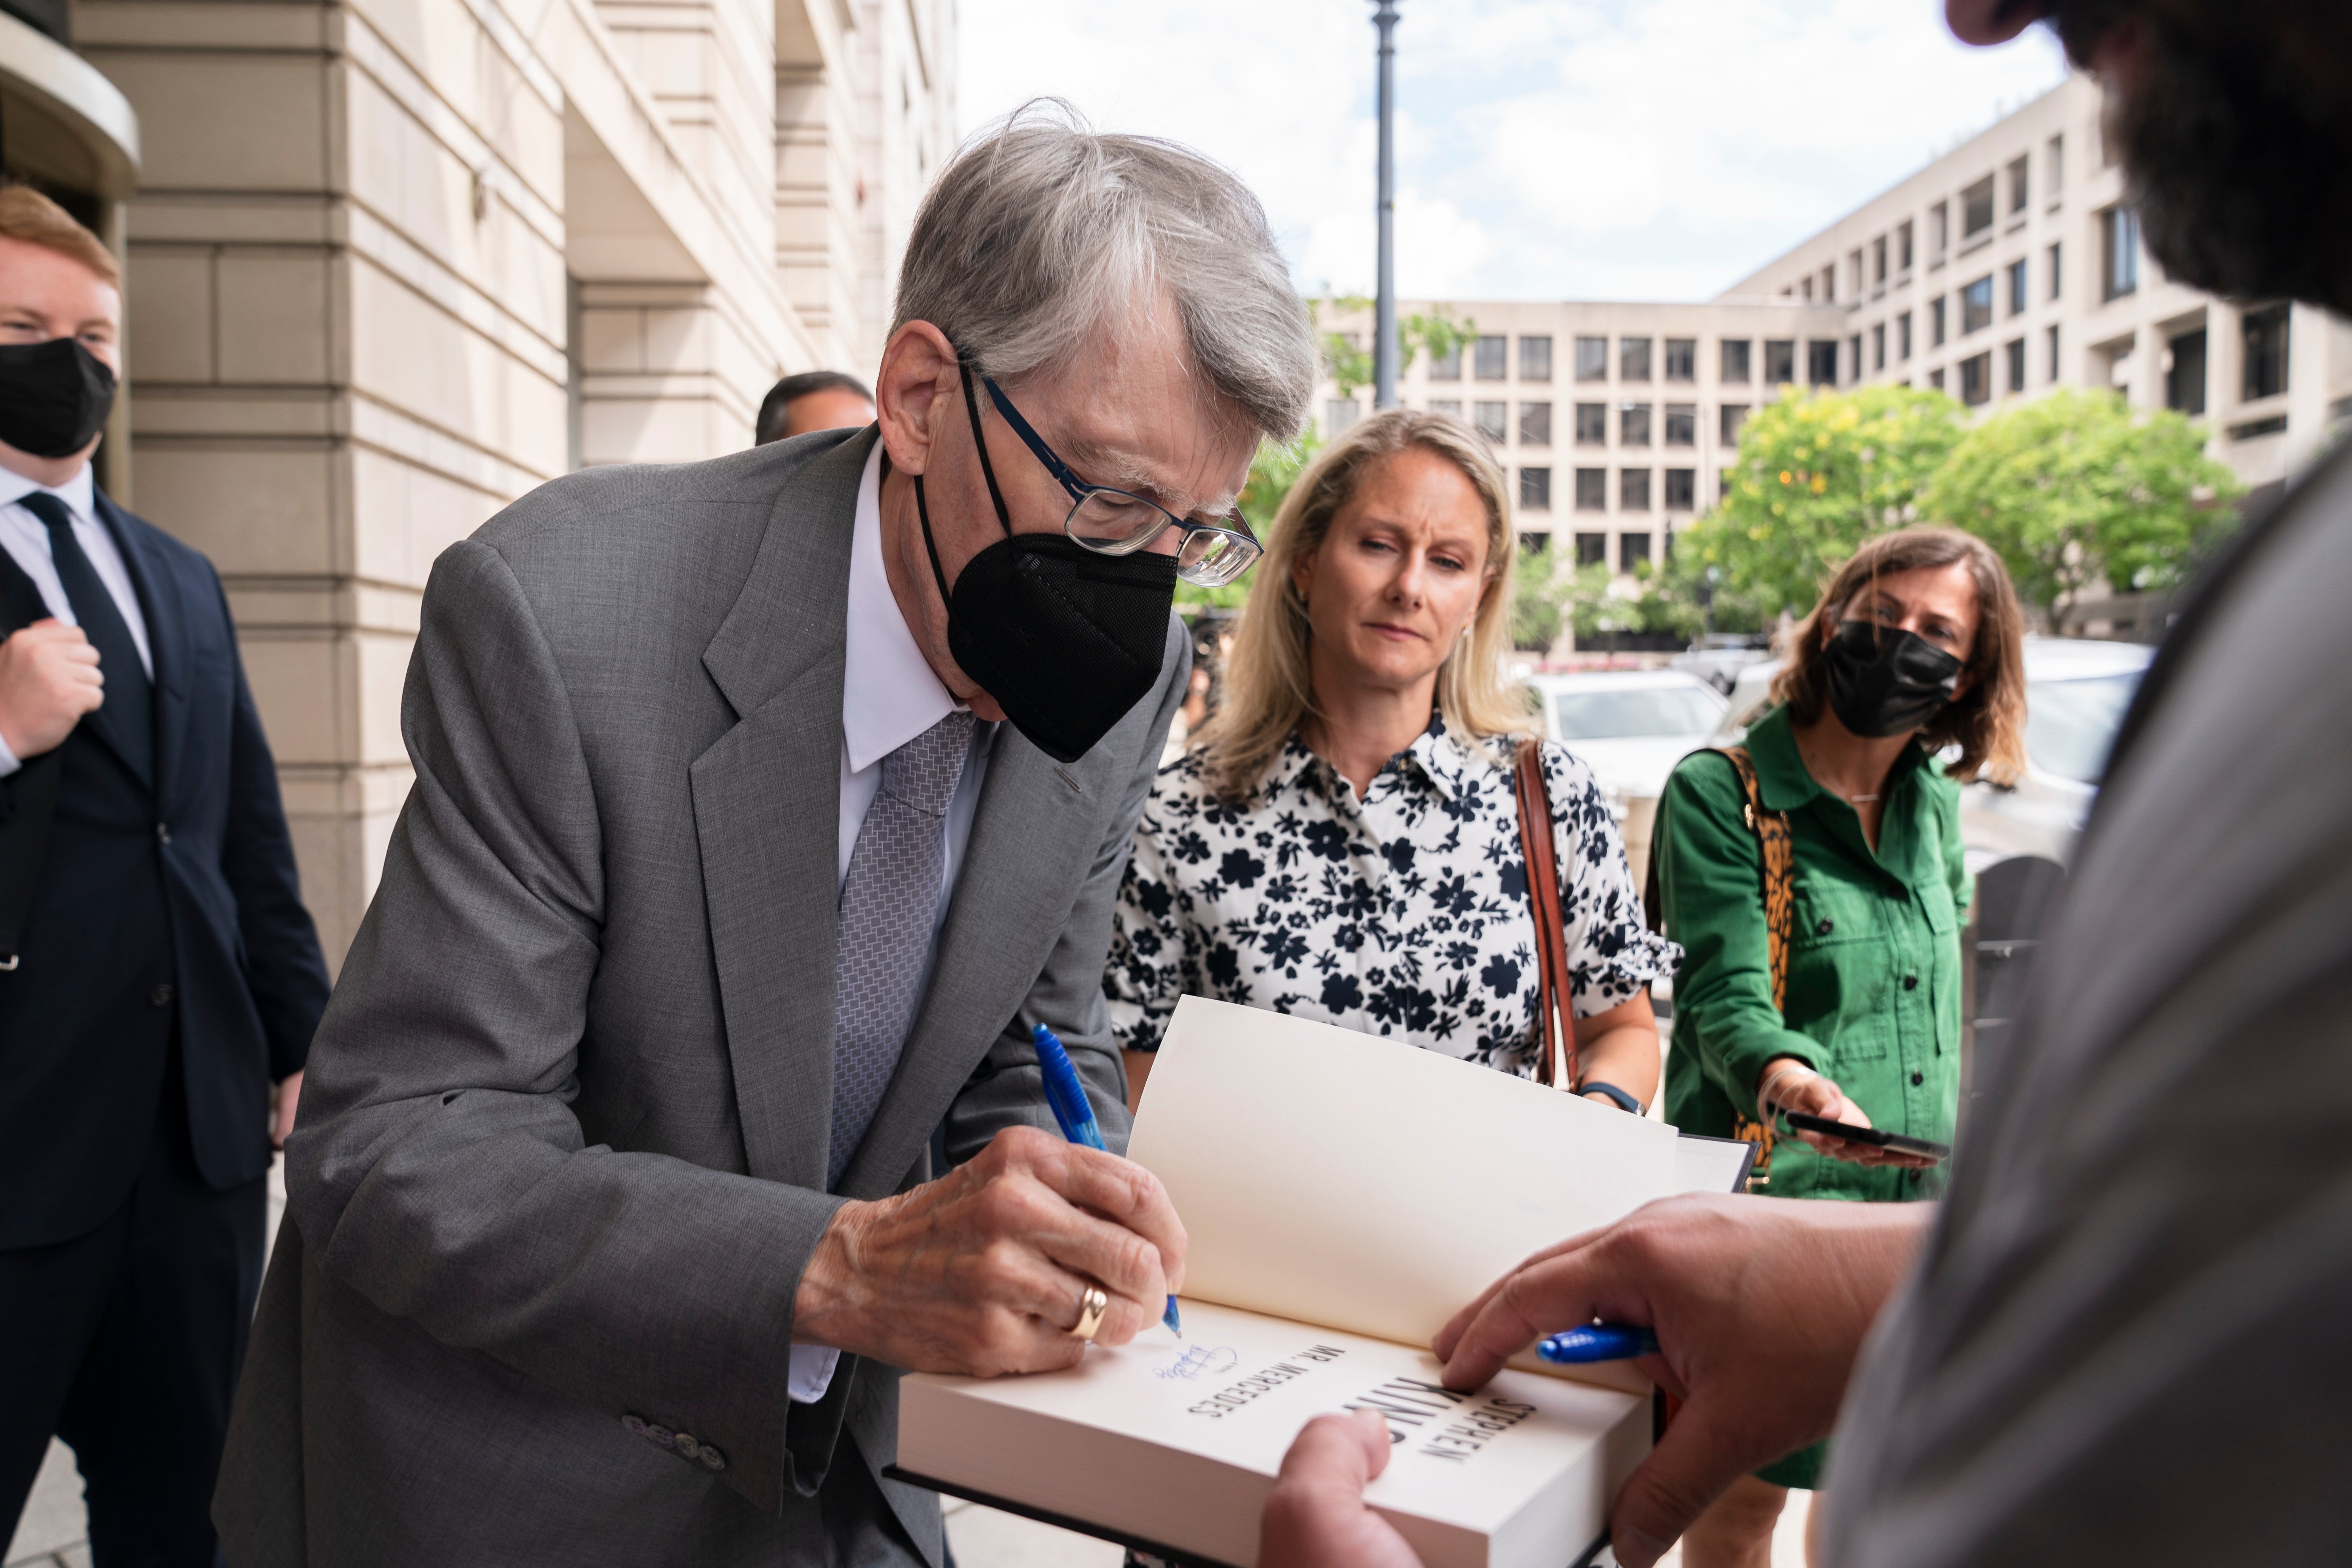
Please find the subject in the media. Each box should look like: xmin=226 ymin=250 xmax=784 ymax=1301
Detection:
xmin=1155 ymin=1344 xmax=1241 ymax=1382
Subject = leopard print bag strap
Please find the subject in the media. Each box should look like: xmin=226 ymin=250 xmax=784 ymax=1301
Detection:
xmin=1718 ymin=745 xmax=1792 ymax=1186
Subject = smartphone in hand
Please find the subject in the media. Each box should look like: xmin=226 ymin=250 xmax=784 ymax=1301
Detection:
xmin=1781 ymin=1111 xmax=1950 ymax=1163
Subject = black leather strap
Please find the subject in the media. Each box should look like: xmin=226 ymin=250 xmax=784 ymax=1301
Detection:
xmin=1576 ymin=1079 xmax=1644 ymax=1115
xmin=0 ymin=540 xmax=65 ymax=969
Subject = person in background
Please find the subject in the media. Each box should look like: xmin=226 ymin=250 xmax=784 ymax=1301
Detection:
xmin=1107 ymin=409 xmax=1675 ymax=1114
xmin=0 ymin=185 xmax=329 ymax=1563
xmin=1650 ymin=525 xmax=2025 ymax=1566
xmin=755 ymin=369 xmax=877 ymax=444
xmin=1266 ymin=0 xmax=2352 ymax=1562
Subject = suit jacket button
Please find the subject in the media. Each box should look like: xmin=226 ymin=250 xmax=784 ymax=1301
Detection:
xmin=150 ymin=984 xmax=173 ymax=1008
xmin=674 ymin=1432 xmax=701 ymax=1460
xmin=699 ymin=1445 xmax=727 ymax=1473
xmin=156 ymin=821 xmax=171 ymax=844
xmin=621 ymin=1415 xmax=649 ymax=1439
xmin=646 ymin=1424 xmax=676 ymax=1448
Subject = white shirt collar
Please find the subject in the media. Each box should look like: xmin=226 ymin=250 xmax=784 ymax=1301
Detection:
xmin=843 ymin=439 xmax=962 ymax=774
xmin=0 ymin=461 xmax=95 ymax=523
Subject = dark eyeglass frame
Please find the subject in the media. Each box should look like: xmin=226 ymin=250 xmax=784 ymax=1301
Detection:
xmin=972 ymin=369 xmax=1263 ymax=587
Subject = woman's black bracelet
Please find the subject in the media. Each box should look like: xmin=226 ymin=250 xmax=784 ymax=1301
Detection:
xmin=1576 ymin=1080 xmax=1643 ymax=1115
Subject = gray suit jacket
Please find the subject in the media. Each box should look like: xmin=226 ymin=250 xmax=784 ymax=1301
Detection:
xmin=214 ymin=427 xmax=1188 ymax=1565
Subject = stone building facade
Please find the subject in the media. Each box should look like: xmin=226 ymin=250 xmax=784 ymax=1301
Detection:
xmin=10 ymin=0 xmax=951 ymax=963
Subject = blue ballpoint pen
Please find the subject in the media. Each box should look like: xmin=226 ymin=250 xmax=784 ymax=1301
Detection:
xmin=1031 ymin=1022 xmax=1184 ymax=1339
xmin=1538 ymin=1323 xmax=1660 ymax=1363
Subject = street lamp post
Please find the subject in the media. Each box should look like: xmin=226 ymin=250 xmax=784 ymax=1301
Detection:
xmin=1372 ymin=0 xmax=1400 ymax=410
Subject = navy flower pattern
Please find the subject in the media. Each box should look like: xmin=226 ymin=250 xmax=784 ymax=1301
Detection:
xmin=1107 ymin=715 xmax=1682 ymax=1075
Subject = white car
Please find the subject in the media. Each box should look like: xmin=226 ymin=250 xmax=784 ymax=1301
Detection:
xmin=1528 ymin=670 xmax=1729 ymax=812
xmin=1707 ymin=637 xmax=2155 ymax=868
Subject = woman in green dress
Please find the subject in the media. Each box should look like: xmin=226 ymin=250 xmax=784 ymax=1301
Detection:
xmin=1652 ymin=527 xmax=2028 ymax=1567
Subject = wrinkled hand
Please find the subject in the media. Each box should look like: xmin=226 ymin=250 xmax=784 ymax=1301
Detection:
xmin=792 ymin=1125 xmax=1186 ymax=1377
xmin=1259 ymin=1408 xmax=1425 ymax=1568
xmin=1760 ymin=1057 xmax=1938 ymax=1169
xmin=0 ymin=619 xmax=101 ymax=760
xmin=1432 ymin=1193 xmax=1931 ymax=1568
xmin=271 ymin=1069 xmax=303 ymax=1149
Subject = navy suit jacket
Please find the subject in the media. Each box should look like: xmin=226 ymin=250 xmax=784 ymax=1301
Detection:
xmin=0 ymin=491 xmax=330 ymax=1248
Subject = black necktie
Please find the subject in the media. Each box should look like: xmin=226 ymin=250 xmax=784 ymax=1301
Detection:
xmin=21 ymin=490 xmax=151 ymax=784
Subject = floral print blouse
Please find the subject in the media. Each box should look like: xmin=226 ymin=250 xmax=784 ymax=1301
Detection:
xmin=1106 ymin=715 xmax=1682 ymax=1075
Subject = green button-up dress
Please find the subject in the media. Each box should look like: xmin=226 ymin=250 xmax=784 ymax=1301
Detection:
xmin=1657 ymin=703 xmax=1969 ymax=1206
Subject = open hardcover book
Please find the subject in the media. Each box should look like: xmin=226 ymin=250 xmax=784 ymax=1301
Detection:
xmin=893 ymin=997 xmax=1754 ymax=1568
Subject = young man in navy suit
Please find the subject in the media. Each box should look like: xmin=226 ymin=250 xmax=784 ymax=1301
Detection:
xmin=0 ymin=186 xmax=330 ymax=1564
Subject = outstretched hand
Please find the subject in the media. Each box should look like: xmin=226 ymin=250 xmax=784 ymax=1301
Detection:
xmin=1431 ymin=1194 xmax=1931 ymax=1568
xmin=1259 ymin=1408 xmax=1425 ymax=1568
xmin=1760 ymin=1059 xmax=1941 ymax=1170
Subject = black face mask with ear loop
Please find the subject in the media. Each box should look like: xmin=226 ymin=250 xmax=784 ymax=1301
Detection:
xmin=1821 ymin=619 xmax=1964 ymax=739
xmin=0 ymin=336 xmax=116 ymax=459
xmin=911 ymin=364 xmax=1175 ymax=765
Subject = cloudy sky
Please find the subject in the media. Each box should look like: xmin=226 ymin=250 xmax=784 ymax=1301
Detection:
xmin=957 ymin=0 xmax=2072 ymax=303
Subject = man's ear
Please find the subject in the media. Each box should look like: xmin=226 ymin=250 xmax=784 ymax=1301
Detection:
xmin=876 ymin=320 xmax=961 ymax=477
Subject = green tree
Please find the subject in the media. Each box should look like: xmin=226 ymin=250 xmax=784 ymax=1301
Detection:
xmin=1512 ymin=541 xmax=1566 ymax=650
xmin=1676 ymin=384 xmax=1968 ymax=617
xmin=1401 ymin=306 xmax=1477 ymax=377
xmin=1312 ymin=294 xmax=1375 ymax=400
xmin=1236 ymin=432 xmax=1321 ymax=533
xmin=1311 ymin=298 xmax=1477 ymax=402
xmin=1565 ymin=559 xmax=1705 ymax=642
xmin=1921 ymin=388 xmax=2244 ymax=611
xmin=1175 ymin=433 xmax=1325 ymax=615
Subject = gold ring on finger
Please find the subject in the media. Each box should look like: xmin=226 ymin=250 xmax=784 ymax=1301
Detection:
xmin=1069 ymin=1284 xmax=1110 ymax=1342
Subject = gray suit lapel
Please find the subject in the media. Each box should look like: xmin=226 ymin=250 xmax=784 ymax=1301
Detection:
xmin=691 ymin=428 xmax=875 ymax=1186
xmin=837 ymin=732 xmax=1111 ymax=1195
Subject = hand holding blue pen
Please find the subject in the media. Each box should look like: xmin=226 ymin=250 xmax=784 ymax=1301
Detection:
xmin=1031 ymin=1024 xmax=1184 ymax=1339
xmin=1538 ymin=1323 xmax=1659 ymax=1363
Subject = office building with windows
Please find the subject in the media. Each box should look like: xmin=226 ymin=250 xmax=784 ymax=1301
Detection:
xmin=1315 ymin=297 xmax=1845 ymax=572
xmin=1722 ymin=72 xmax=2351 ymax=498
xmin=1314 ymin=73 xmax=2350 ymax=582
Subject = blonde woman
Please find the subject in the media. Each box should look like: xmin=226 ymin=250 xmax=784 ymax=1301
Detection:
xmin=1106 ymin=409 xmax=1676 ymax=1111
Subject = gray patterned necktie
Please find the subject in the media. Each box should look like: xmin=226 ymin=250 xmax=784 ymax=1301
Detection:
xmin=829 ymin=709 xmax=977 ymax=1188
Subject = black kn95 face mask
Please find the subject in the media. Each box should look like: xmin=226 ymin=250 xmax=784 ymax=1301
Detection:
xmin=0 ymin=336 xmax=116 ymax=459
xmin=910 ymin=366 xmax=1174 ymax=765
xmin=1821 ymin=619 xmax=1964 ymax=739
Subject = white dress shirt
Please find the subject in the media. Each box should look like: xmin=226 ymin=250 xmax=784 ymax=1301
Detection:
xmin=0 ymin=463 xmax=146 ymax=778
xmin=792 ymin=438 xmax=995 ymax=1403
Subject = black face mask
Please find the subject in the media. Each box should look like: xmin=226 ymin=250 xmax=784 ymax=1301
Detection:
xmin=0 ymin=336 xmax=115 ymax=459
xmin=1821 ymin=620 xmax=1963 ymax=740
xmin=911 ymin=366 xmax=1174 ymax=765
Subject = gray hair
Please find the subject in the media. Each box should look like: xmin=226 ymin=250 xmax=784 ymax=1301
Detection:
xmin=892 ymin=103 xmax=1315 ymax=442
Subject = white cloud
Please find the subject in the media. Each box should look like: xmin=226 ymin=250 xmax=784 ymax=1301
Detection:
xmin=958 ymin=0 xmax=2070 ymax=303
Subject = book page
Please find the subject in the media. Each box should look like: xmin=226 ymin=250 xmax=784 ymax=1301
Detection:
xmin=1128 ymin=997 xmax=1678 ymax=1352
xmin=899 ymin=1299 xmax=1650 ymax=1568
xmin=1673 ymin=1133 xmax=1755 ymax=1195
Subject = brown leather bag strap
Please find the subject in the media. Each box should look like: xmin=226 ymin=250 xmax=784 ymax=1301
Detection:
xmin=1513 ymin=736 xmax=1578 ymax=1090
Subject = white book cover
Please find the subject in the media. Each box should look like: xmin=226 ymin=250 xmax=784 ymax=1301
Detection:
xmin=898 ymin=1298 xmax=1649 ymax=1568
xmin=897 ymin=998 xmax=1732 ymax=1567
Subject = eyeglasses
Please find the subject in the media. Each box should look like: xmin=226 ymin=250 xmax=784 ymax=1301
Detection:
xmin=973 ymin=370 xmax=1263 ymax=588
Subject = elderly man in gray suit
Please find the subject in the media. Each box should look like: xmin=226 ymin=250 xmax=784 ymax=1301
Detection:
xmin=213 ymin=114 xmax=1316 ymax=1564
